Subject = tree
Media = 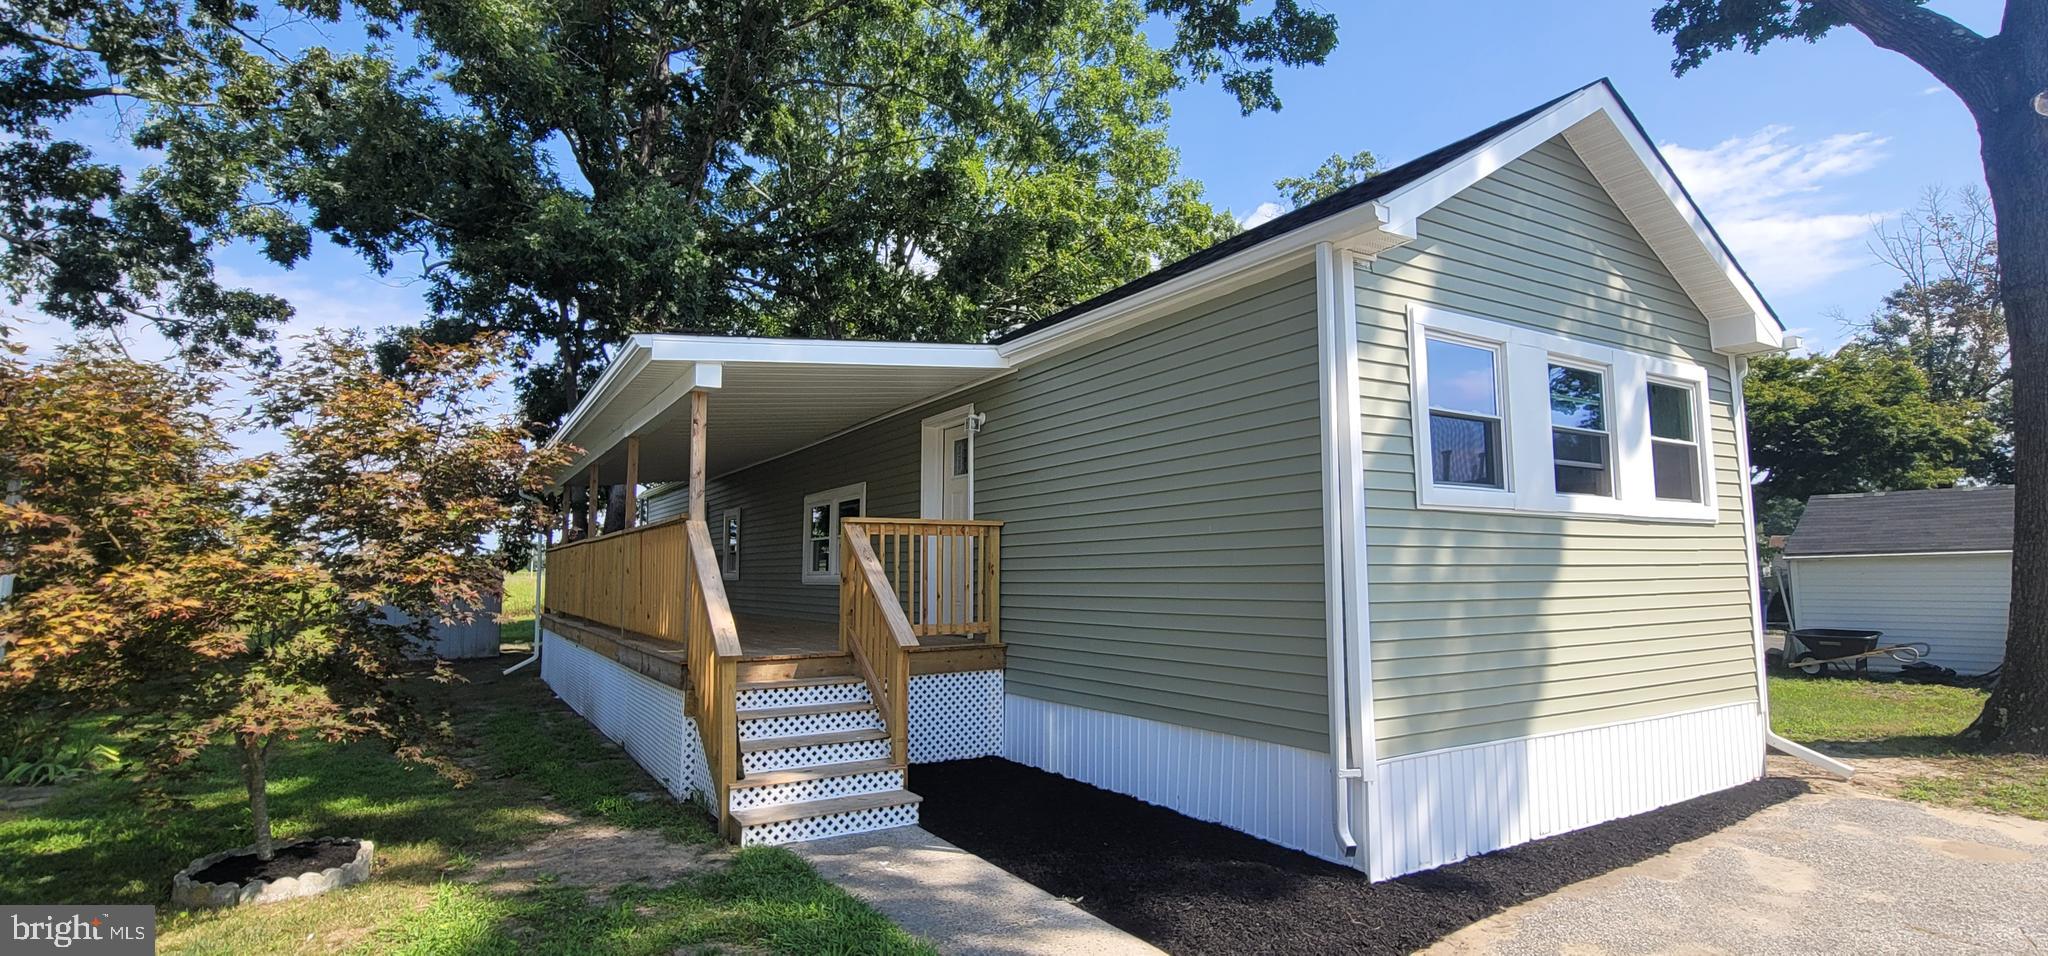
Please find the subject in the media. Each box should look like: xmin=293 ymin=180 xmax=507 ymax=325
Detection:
xmin=1855 ymin=187 xmax=2011 ymax=481
xmin=1274 ymin=149 xmax=1380 ymax=207
xmin=1744 ymin=348 xmax=1993 ymax=527
xmin=0 ymin=1 xmax=387 ymax=365
xmin=0 ymin=334 xmax=562 ymax=860
xmin=1656 ymin=0 xmax=2048 ymax=751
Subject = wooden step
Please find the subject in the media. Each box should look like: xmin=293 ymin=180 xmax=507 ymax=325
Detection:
xmin=729 ymin=789 xmax=924 ymax=828
xmin=737 ymin=700 xmax=877 ymax=722
xmin=737 ymin=655 xmax=856 ymax=682
xmin=738 ymin=728 xmax=887 ymax=754
xmin=731 ymin=759 xmax=904 ymax=790
xmin=737 ymin=674 xmax=865 ymax=692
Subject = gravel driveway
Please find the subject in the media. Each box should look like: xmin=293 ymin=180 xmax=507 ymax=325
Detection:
xmin=1427 ymin=763 xmax=2048 ymax=955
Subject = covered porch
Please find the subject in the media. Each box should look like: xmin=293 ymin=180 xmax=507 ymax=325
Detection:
xmin=533 ymin=334 xmax=1014 ymax=843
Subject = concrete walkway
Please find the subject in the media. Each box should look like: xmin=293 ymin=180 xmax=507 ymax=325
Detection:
xmin=790 ymin=826 xmax=1164 ymax=956
xmin=1425 ymin=770 xmax=2048 ymax=955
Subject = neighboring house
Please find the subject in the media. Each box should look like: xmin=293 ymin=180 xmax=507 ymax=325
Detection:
xmin=533 ymin=78 xmax=1782 ymax=881
xmin=1783 ymin=486 xmax=2013 ymax=676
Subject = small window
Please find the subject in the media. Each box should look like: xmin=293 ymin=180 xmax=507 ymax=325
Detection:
xmin=801 ymin=484 xmax=866 ymax=584
xmin=1424 ymin=336 xmax=1505 ymax=488
xmin=952 ymin=437 xmax=970 ymax=477
xmin=1648 ymin=381 xmax=1702 ymax=502
xmin=1548 ymin=363 xmax=1612 ymax=497
xmin=721 ymin=509 xmax=741 ymax=581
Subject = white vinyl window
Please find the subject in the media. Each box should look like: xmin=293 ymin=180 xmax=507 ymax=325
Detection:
xmin=1408 ymin=304 xmax=1716 ymax=522
xmin=801 ymin=483 xmax=865 ymax=584
xmin=721 ymin=509 xmax=742 ymax=581
xmin=1647 ymin=381 xmax=1703 ymax=502
xmin=1547 ymin=361 xmax=1612 ymax=497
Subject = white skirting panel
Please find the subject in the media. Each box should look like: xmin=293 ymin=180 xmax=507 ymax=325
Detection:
xmin=1368 ymin=702 xmax=1765 ymax=879
xmin=908 ymin=670 xmax=1003 ymax=763
xmin=1003 ymin=694 xmax=1350 ymax=864
xmin=540 ymin=630 xmax=713 ymax=804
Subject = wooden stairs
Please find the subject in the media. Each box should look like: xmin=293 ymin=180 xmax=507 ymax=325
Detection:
xmin=725 ymin=656 xmax=922 ymax=846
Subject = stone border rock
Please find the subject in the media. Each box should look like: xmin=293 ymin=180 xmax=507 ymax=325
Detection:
xmin=171 ymin=838 xmax=374 ymax=909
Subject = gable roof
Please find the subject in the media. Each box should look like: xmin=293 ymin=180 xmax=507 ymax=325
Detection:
xmin=992 ymin=78 xmax=1783 ymax=361
xmin=1784 ymin=487 xmax=2015 ymax=557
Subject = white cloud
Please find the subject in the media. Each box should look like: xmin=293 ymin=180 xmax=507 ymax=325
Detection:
xmin=1922 ymin=84 xmax=1946 ymax=95
xmin=1661 ymin=126 xmax=1889 ymax=295
xmin=1238 ymin=201 xmax=1284 ymax=230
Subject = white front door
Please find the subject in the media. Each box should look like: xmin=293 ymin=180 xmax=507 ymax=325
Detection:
xmin=939 ymin=422 xmax=972 ymax=520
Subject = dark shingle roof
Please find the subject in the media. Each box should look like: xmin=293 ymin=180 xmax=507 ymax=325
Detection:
xmin=1784 ymin=487 xmax=2014 ymax=557
xmin=989 ymin=83 xmax=1597 ymax=344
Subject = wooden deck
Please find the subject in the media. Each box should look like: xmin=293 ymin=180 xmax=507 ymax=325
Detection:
xmin=539 ymin=610 xmax=1002 ymax=683
xmin=735 ymin=612 xmax=987 ymax=659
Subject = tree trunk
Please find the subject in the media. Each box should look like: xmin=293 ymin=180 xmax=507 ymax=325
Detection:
xmin=241 ymin=735 xmax=274 ymax=861
xmin=604 ymin=484 xmax=628 ymax=533
xmin=1974 ymin=87 xmax=2048 ymax=752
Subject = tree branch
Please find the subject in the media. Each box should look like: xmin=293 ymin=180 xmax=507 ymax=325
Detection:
xmin=1825 ymin=0 xmax=1998 ymax=111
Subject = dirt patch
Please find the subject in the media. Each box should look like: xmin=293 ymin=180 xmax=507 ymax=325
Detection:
xmin=191 ymin=837 xmax=363 ymax=885
xmin=463 ymin=809 xmax=725 ymax=897
xmin=914 ymin=757 xmax=1806 ymax=956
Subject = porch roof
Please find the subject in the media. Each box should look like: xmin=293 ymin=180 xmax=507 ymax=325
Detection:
xmin=549 ymin=334 xmax=1010 ymax=486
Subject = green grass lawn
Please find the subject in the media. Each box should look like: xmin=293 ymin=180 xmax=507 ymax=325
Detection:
xmin=1768 ymin=675 xmax=2048 ymax=822
xmin=0 ymin=662 xmax=928 ymax=955
xmin=500 ymin=570 xmax=539 ymax=648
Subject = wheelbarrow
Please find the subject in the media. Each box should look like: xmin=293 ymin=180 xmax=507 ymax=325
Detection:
xmin=1788 ymin=628 xmax=1929 ymax=675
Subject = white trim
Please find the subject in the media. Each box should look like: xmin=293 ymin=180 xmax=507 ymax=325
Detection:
xmin=1781 ymin=549 xmax=2014 ymax=561
xmin=995 ymin=203 xmax=1407 ymax=366
xmin=635 ymin=333 xmax=1007 ymax=369
xmin=1368 ymin=702 xmax=1764 ymax=879
xmin=1002 ymin=694 xmax=1352 ymax=865
xmin=721 ymin=508 xmax=742 ymax=582
xmin=919 ymin=404 xmax=978 ymax=520
xmin=1313 ymin=243 xmax=1362 ymax=858
xmin=800 ymin=483 xmax=867 ymax=585
xmin=1731 ymin=356 xmax=1771 ymax=754
xmin=1408 ymin=304 xmax=1718 ymax=524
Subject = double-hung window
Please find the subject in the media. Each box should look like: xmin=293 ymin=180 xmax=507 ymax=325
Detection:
xmin=1547 ymin=362 xmax=1612 ymax=497
xmin=1408 ymin=304 xmax=1715 ymax=522
xmin=801 ymin=484 xmax=865 ymax=584
xmin=1647 ymin=381 xmax=1703 ymax=502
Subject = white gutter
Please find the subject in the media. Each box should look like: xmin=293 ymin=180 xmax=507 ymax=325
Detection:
xmin=1313 ymin=241 xmax=1375 ymax=859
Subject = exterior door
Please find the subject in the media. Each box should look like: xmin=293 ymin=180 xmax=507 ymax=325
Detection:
xmin=940 ymin=422 xmax=972 ymax=520
xmin=921 ymin=413 xmax=975 ymax=630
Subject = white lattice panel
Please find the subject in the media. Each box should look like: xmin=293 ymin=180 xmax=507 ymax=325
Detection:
xmin=909 ymin=670 xmax=1003 ymax=763
xmin=739 ymin=708 xmax=884 ymax=741
xmin=728 ymin=768 xmax=905 ymax=811
xmin=738 ymin=800 xmax=920 ymax=846
xmin=742 ymin=737 xmax=890 ymax=773
xmin=540 ymin=631 xmax=713 ymax=805
xmin=737 ymin=680 xmax=870 ymax=711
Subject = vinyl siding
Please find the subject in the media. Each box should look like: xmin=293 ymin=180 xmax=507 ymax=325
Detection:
xmin=1357 ymin=137 xmax=1759 ymax=758
xmin=690 ymin=267 xmax=1330 ymax=751
xmin=1787 ymin=552 xmax=2011 ymax=675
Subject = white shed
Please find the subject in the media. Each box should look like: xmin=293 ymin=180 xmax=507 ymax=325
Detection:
xmin=1784 ymin=487 xmax=2011 ymax=676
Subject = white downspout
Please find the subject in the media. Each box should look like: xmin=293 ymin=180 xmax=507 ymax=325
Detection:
xmin=1314 ymin=242 xmax=1364 ymax=857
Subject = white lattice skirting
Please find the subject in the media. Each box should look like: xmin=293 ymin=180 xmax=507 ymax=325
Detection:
xmin=1002 ymin=694 xmax=1348 ymax=863
xmin=540 ymin=630 xmax=713 ymax=804
xmin=1368 ymin=702 xmax=1766 ymax=879
xmin=908 ymin=670 xmax=1003 ymax=763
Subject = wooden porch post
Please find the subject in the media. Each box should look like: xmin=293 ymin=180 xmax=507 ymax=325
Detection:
xmin=689 ymin=390 xmax=708 ymax=523
xmin=586 ymin=469 xmax=601 ymax=538
xmin=623 ymin=436 xmax=640 ymax=528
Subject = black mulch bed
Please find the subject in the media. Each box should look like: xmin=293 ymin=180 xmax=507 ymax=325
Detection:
xmin=915 ymin=758 xmax=1807 ymax=955
xmin=192 ymin=838 xmax=362 ymax=885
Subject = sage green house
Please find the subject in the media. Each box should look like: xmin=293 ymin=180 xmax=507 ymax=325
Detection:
xmin=539 ymin=79 xmax=1783 ymax=878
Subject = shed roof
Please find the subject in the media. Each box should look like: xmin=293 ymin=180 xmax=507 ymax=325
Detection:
xmin=1783 ymin=486 xmax=2014 ymax=557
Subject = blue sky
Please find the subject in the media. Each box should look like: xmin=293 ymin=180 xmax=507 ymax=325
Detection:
xmin=11 ymin=1 xmax=2003 ymax=372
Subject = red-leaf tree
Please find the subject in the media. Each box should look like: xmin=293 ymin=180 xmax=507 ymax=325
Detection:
xmin=0 ymin=333 xmax=564 ymax=861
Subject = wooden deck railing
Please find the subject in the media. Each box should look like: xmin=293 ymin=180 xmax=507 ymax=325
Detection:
xmin=843 ymin=518 xmax=1003 ymax=643
xmin=839 ymin=528 xmax=918 ymax=765
xmin=544 ymin=517 xmax=742 ymax=830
